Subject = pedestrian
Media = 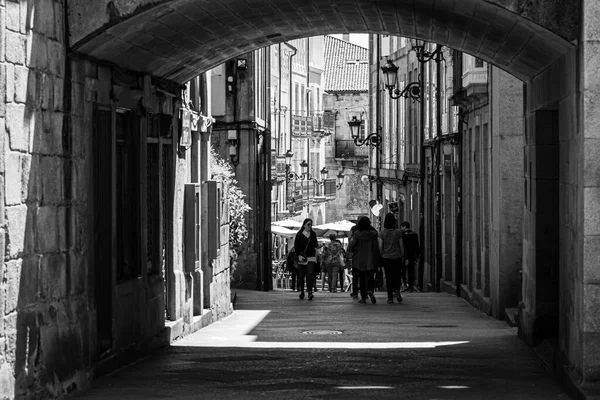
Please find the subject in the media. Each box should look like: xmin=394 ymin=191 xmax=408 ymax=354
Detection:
xmin=400 ymin=221 xmax=420 ymax=292
xmin=320 ymin=233 xmax=346 ymax=292
xmin=285 ymin=246 xmax=299 ymax=291
xmin=347 ymin=216 xmax=381 ymax=304
xmin=294 ymin=218 xmax=320 ymax=300
xmin=379 ymin=213 xmax=403 ymax=304
xmin=347 ymin=224 xmax=359 ymax=298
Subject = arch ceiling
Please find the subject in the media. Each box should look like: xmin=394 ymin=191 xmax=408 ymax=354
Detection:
xmin=68 ymin=0 xmax=577 ymax=83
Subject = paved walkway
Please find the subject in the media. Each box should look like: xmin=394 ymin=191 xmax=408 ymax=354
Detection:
xmin=73 ymin=289 xmax=571 ymax=399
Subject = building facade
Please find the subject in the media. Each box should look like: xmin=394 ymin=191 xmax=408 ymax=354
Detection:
xmin=323 ymin=35 xmax=371 ymax=222
xmin=370 ymin=36 xmax=524 ymax=321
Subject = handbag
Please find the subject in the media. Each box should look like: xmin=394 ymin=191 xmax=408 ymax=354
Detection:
xmin=296 ymin=239 xmax=310 ymax=264
xmin=338 ymin=252 xmax=346 ymax=267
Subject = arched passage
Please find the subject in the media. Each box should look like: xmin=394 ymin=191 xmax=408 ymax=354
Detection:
xmin=68 ymin=0 xmax=575 ymax=83
xmin=65 ymin=0 xmax=590 ymax=389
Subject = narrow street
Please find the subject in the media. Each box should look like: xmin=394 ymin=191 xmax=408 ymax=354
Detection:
xmin=72 ymin=289 xmax=569 ymax=399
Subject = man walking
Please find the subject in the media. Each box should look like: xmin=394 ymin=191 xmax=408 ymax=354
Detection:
xmin=400 ymin=221 xmax=420 ymax=292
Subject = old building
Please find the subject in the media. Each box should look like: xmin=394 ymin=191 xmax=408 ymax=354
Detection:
xmin=210 ymin=50 xmax=272 ymax=291
xmin=323 ymin=35 xmax=371 ymax=222
xmin=370 ymin=36 xmax=525 ymax=319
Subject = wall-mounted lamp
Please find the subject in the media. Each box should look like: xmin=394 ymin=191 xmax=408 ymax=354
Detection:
xmin=409 ymin=39 xmax=444 ymax=64
xmin=380 ymin=59 xmax=421 ymax=102
xmin=348 ymin=116 xmax=381 ymax=147
xmin=284 ymin=150 xmax=300 ymax=182
xmin=299 ymin=160 xmax=312 ymax=180
xmin=227 ymin=129 xmax=239 ymax=166
xmin=313 ymin=167 xmax=329 ymax=185
xmin=236 ymin=58 xmax=248 ymax=70
xmin=336 ymin=171 xmax=344 ymax=190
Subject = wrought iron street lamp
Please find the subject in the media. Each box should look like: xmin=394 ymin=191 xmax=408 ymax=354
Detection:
xmin=285 ymin=150 xmax=301 ymax=182
xmin=381 ymin=59 xmax=421 ymax=102
xmin=410 ymin=39 xmax=444 ymax=64
xmin=312 ymin=167 xmax=329 ymax=185
xmin=336 ymin=171 xmax=344 ymax=190
xmin=348 ymin=116 xmax=382 ymax=147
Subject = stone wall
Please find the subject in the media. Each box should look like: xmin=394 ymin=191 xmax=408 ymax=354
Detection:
xmin=520 ymin=47 xmax=581 ymax=382
xmin=1 ymin=0 xmax=91 ymax=397
xmin=581 ymin=0 xmax=600 ymax=383
xmin=0 ymin=2 xmax=233 ymax=398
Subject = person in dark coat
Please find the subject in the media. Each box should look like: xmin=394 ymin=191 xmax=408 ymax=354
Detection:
xmin=400 ymin=221 xmax=420 ymax=292
xmin=294 ymin=218 xmax=320 ymax=300
xmin=347 ymin=216 xmax=381 ymax=304
xmin=285 ymin=247 xmax=299 ymax=291
xmin=379 ymin=213 xmax=403 ymax=303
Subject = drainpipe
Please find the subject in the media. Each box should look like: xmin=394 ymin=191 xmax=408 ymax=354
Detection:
xmin=287 ymin=43 xmax=297 ymax=208
xmin=435 ymin=44 xmax=443 ymax=292
xmin=418 ymin=45 xmax=426 ymax=292
xmin=278 ymin=43 xmax=282 ymax=154
xmin=375 ymin=35 xmax=382 ymax=228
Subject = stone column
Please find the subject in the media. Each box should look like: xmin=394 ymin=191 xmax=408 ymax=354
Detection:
xmin=490 ymin=68 xmax=524 ymax=320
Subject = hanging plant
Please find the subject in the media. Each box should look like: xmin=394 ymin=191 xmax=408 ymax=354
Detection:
xmin=209 ymin=146 xmax=251 ymax=280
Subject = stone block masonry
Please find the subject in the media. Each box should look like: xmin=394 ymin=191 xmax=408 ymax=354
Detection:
xmin=1 ymin=0 xmax=90 ymax=397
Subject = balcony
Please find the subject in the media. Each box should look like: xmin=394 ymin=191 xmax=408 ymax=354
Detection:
xmin=316 ymin=179 xmax=337 ymax=197
xmin=451 ymin=68 xmax=488 ymax=107
xmin=272 ymin=155 xmax=287 ymax=184
xmin=335 ymin=140 xmax=369 ymax=159
xmin=292 ymin=115 xmax=313 ymax=136
xmin=312 ymin=112 xmax=335 ymax=136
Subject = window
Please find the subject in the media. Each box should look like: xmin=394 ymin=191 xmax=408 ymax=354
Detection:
xmin=475 ymin=58 xmax=484 ymax=68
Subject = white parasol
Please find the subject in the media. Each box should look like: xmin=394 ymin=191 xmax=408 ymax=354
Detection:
xmin=270 ymin=225 xmax=297 ymax=238
xmin=272 ymin=219 xmax=303 ymax=229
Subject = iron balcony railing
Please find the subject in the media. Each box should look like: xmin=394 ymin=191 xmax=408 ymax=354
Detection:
xmin=293 ymin=113 xmax=336 ymax=136
xmin=312 ymin=112 xmax=335 ymax=135
xmin=335 ymin=140 xmax=369 ymax=158
xmin=314 ymin=178 xmax=337 ymax=197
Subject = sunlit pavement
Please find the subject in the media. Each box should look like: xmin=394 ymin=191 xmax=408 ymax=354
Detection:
xmin=73 ymin=289 xmax=570 ymax=399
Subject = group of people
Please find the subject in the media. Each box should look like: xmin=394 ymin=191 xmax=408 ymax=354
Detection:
xmin=285 ymin=214 xmax=420 ymax=304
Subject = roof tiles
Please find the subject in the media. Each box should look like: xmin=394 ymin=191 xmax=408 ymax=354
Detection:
xmin=324 ymin=36 xmax=369 ymax=92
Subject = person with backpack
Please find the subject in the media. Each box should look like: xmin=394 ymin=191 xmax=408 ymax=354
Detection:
xmin=320 ymin=233 xmax=346 ymax=292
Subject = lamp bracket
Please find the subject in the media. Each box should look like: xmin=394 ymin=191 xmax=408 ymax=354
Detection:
xmin=388 ymin=80 xmax=421 ymax=102
xmin=414 ymin=45 xmax=445 ymax=64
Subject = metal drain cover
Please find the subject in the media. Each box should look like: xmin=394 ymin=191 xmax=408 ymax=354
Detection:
xmin=302 ymin=330 xmax=343 ymax=335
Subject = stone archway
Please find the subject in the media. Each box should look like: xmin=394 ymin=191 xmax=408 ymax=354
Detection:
xmin=68 ymin=0 xmax=576 ymax=83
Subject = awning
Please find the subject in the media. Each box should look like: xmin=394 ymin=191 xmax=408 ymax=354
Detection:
xmin=272 ymin=219 xmax=303 ymax=229
xmin=313 ymin=220 xmax=356 ymax=237
xmin=270 ymin=225 xmax=297 ymax=238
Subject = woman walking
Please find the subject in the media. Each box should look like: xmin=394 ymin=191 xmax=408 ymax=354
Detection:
xmin=320 ymin=233 xmax=346 ymax=292
xmin=347 ymin=216 xmax=381 ymax=304
xmin=379 ymin=213 xmax=403 ymax=304
xmin=294 ymin=218 xmax=320 ymax=300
